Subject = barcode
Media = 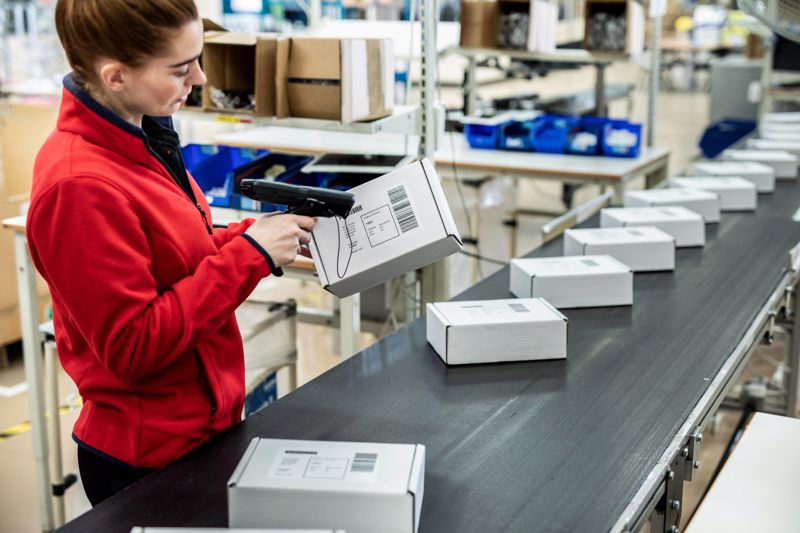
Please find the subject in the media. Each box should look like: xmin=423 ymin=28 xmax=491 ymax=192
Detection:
xmin=508 ymin=303 xmax=529 ymax=313
xmin=352 ymin=453 xmax=378 ymax=473
xmin=350 ymin=204 xmax=363 ymax=215
xmin=387 ymin=185 xmax=419 ymax=233
xmin=582 ymin=259 xmax=599 ymax=267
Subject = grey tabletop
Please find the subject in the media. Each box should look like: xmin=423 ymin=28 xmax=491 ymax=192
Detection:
xmin=56 ymin=181 xmax=800 ymax=533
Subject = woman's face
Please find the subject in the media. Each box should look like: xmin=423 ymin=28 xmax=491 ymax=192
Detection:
xmin=121 ymin=18 xmax=206 ymax=118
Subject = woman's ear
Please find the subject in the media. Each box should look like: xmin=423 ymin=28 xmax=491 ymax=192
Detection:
xmin=96 ymin=59 xmax=128 ymax=94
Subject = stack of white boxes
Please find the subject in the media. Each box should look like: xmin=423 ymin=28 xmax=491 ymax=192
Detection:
xmin=600 ymin=207 xmax=705 ymax=247
xmin=426 ymin=298 xmax=567 ymax=365
xmin=693 ymin=161 xmax=775 ymax=192
xmin=624 ymin=188 xmax=721 ymax=223
xmin=229 ymin=438 xmax=425 ymax=533
xmin=563 ymin=227 xmax=676 ymax=271
xmin=670 ymin=177 xmax=757 ymax=211
xmin=509 ymin=255 xmax=632 ymax=308
xmin=721 ymin=150 xmax=798 ymax=179
xmin=746 ymin=138 xmax=800 ymax=157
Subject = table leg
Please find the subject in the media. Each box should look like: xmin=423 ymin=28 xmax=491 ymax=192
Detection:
xmin=646 ymin=161 xmax=669 ymax=190
xmin=339 ymin=293 xmax=361 ymax=359
xmin=788 ymin=282 xmax=800 ymax=418
xmin=595 ymin=63 xmax=607 ymax=117
xmin=44 ymin=340 xmax=65 ymax=527
xmin=14 ymin=233 xmax=54 ymax=532
xmin=465 ymin=56 xmax=477 ymax=116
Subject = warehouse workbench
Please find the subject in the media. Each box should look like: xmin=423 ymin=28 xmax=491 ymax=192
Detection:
xmin=53 ymin=176 xmax=800 ymax=532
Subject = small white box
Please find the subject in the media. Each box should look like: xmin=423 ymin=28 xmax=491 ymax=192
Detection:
xmin=759 ymin=130 xmax=800 ymax=142
xmin=132 ymin=529 xmax=339 ymax=533
xmin=509 ymin=255 xmax=632 ymax=308
xmin=760 ymin=122 xmax=800 ymax=135
xmin=721 ymin=149 xmax=798 ymax=179
xmin=746 ymin=138 xmax=800 ymax=157
xmin=228 ymin=438 xmax=425 ymax=533
xmin=670 ymin=177 xmax=757 ymax=211
xmin=624 ymin=188 xmax=721 ymax=223
xmin=600 ymin=206 xmax=705 ymax=247
xmin=426 ymin=298 xmax=567 ymax=365
xmin=692 ymin=161 xmax=776 ymax=193
xmin=763 ymin=112 xmax=800 ymax=124
xmin=309 ymin=159 xmax=462 ymax=298
xmin=563 ymin=226 xmax=675 ymax=272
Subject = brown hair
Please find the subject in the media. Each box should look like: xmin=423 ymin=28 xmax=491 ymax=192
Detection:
xmin=55 ymin=0 xmax=199 ymax=84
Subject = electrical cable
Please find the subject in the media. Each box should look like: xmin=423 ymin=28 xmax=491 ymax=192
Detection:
xmin=458 ymin=249 xmax=507 ymax=266
xmin=335 ymin=214 xmax=354 ymax=280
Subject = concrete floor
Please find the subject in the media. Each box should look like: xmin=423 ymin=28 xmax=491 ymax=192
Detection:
xmin=0 ymin=58 xmax=791 ymax=533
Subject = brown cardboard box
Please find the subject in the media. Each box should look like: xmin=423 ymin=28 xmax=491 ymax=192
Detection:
xmin=276 ymin=37 xmax=394 ymax=123
xmin=460 ymin=0 xmax=498 ymax=48
xmin=202 ymin=32 xmax=278 ymax=117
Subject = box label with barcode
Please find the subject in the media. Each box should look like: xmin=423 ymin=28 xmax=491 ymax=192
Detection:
xmin=387 ymin=184 xmax=419 ymax=234
xmin=268 ymin=449 xmax=380 ymax=482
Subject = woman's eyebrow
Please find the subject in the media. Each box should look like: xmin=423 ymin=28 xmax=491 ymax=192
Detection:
xmin=168 ymin=53 xmax=201 ymax=68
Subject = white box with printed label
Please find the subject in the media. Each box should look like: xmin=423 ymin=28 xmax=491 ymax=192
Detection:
xmin=563 ymin=226 xmax=675 ymax=272
xmin=228 ymin=438 xmax=425 ymax=533
xmin=426 ymin=298 xmax=567 ymax=365
xmin=670 ymin=177 xmax=757 ymax=211
xmin=693 ymin=161 xmax=775 ymax=193
xmin=624 ymin=188 xmax=721 ymax=223
xmin=721 ymin=149 xmax=798 ymax=179
xmin=309 ymin=158 xmax=462 ymax=298
xmin=509 ymin=255 xmax=632 ymax=308
xmin=600 ymin=206 xmax=705 ymax=247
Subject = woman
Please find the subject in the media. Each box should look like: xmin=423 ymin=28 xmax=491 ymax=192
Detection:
xmin=28 ymin=0 xmax=315 ymax=506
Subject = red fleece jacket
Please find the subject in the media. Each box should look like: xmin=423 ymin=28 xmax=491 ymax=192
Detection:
xmin=27 ymin=76 xmax=273 ymax=468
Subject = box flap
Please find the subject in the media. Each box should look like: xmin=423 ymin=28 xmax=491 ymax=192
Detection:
xmin=288 ymin=38 xmax=341 ymax=80
xmin=227 ymin=437 xmax=261 ymax=488
xmin=202 ymin=18 xmax=228 ymax=32
xmin=275 ymin=37 xmax=291 ymax=118
xmin=254 ymin=35 xmax=278 ymax=116
xmin=407 ymin=444 xmax=426 ymax=533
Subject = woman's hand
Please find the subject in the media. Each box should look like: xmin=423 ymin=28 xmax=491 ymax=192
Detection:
xmin=245 ymin=213 xmax=316 ymax=267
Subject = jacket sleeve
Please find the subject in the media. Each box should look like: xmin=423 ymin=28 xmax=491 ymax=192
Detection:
xmin=27 ymin=176 xmax=272 ymax=383
xmin=212 ymin=218 xmax=256 ymax=249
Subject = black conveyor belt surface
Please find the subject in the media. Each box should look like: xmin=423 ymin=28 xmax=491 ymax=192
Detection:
xmin=57 ymin=181 xmax=800 ymax=533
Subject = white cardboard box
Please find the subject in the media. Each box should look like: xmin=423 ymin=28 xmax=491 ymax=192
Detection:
xmin=746 ymin=138 xmax=800 ymax=157
xmin=509 ymin=255 xmax=632 ymax=308
xmin=670 ymin=176 xmax=757 ymax=211
xmin=692 ymin=161 xmax=775 ymax=193
xmin=229 ymin=438 xmax=424 ymax=533
xmin=763 ymin=111 xmax=800 ymax=124
xmin=131 ymin=527 xmax=338 ymax=533
xmin=426 ymin=298 xmax=567 ymax=365
xmin=624 ymin=188 xmax=721 ymax=223
xmin=721 ymin=149 xmax=798 ymax=179
xmin=563 ymin=226 xmax=675 ymax=272
xmin=759 ymin=130 xmax=800 ymax=142
xmin=528 ymin=0 xmax=558 ymax=53
xmin=309 ymin=159 xmax=462 ymax=298
xmin=600 ymin=206 xmax=705 ymax=247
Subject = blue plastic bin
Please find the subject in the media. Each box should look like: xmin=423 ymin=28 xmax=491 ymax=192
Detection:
xmin=187 ymin=147 xmax=267 ymax=208
xmin=566 ymin=116 xmax=609 ymax=156
xmin=464 ymin=121 xmax=509 ymax=150
xmin=499 ymin=120 xmax=534 ymax=151
xmin=530 ymin=115 xmax=578 ymax=154
xmin=698 ymin=119 xmax=757 ymax=159
xmin=181 ymin=144 xmax=226 ymax=170
xmin=231 ymin=153 xmax=315 ymax=212
xmin=602 ymin=120 xmax=642 ymax=158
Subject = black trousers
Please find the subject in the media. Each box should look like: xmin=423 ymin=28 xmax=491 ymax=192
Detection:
xmin=77 ymin=446 xmax=156 ymax=506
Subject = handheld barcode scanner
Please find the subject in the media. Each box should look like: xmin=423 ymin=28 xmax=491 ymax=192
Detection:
xmin=238 ymin=179 xmax=357 ymax=277
xmin=239 ymin=179 xmax=355 ymax=218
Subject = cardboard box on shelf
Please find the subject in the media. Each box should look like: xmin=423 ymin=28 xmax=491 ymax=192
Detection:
xmin=670 ymin=176 xmax=757 ymax=211
xmin=460 ymin=0 xmax=498 ymax=48
xmin=693 ymin=161 xmax=775 ymax=193
xmin=563 ymin=226 xmax=676 ymax=272
xmin=426 ymin=298 xmax=567 ymax=365
xmin=583 ymin=0 xmax=645 ymax=55
xmin=509 ymin=255 xmax=633 ymax=308
xmin=624 ymin=187 xmax=721 ymax=223
xmin=228 ymin=438 xmax=424 ymax=533
xmin=276 ymin=37 xmax=394 ymax=123
xmin=309 ymin=159 xmax=462 ymax=298
xmin=721 ymin=149 xmax=799 ymax=179
xmin=600 ymin=206 xmax=705 ymax=247
xmin=202 ymin=32 xmax=278 ymax=116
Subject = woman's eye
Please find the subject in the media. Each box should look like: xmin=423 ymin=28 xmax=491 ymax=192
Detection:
xmin=175 ymin=69 xmax=190 ymax=78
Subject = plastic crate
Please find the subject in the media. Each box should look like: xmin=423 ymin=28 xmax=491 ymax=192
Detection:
xmin=499 ymin=120 xmax=534 ymax=151
xmin=699 ymin=119 xmax=757 ymax=159
xmin=530 ymin=115 xmax=578 ymax=154
xmin=187 ymin=147 xmax=267 ymax=208
xmin=231 ymin=153 xmax=315 ymax=212
xmin=566 ymin=116 xmax=608 ymax=156
xmin=181 ymin=143 xmax=226 ymax=170
xmin=602 ymin=120 xmax=642 ymax=158
xmin=464 ymin=121 xmax=509 ymax=149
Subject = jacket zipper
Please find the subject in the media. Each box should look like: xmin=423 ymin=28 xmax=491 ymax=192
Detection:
xmin=146 ymin=143 xmax=213 ymax=235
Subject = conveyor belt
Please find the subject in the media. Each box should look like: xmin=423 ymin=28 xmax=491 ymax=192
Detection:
xmin=56 ymin=181 xmax=800 ymax=533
